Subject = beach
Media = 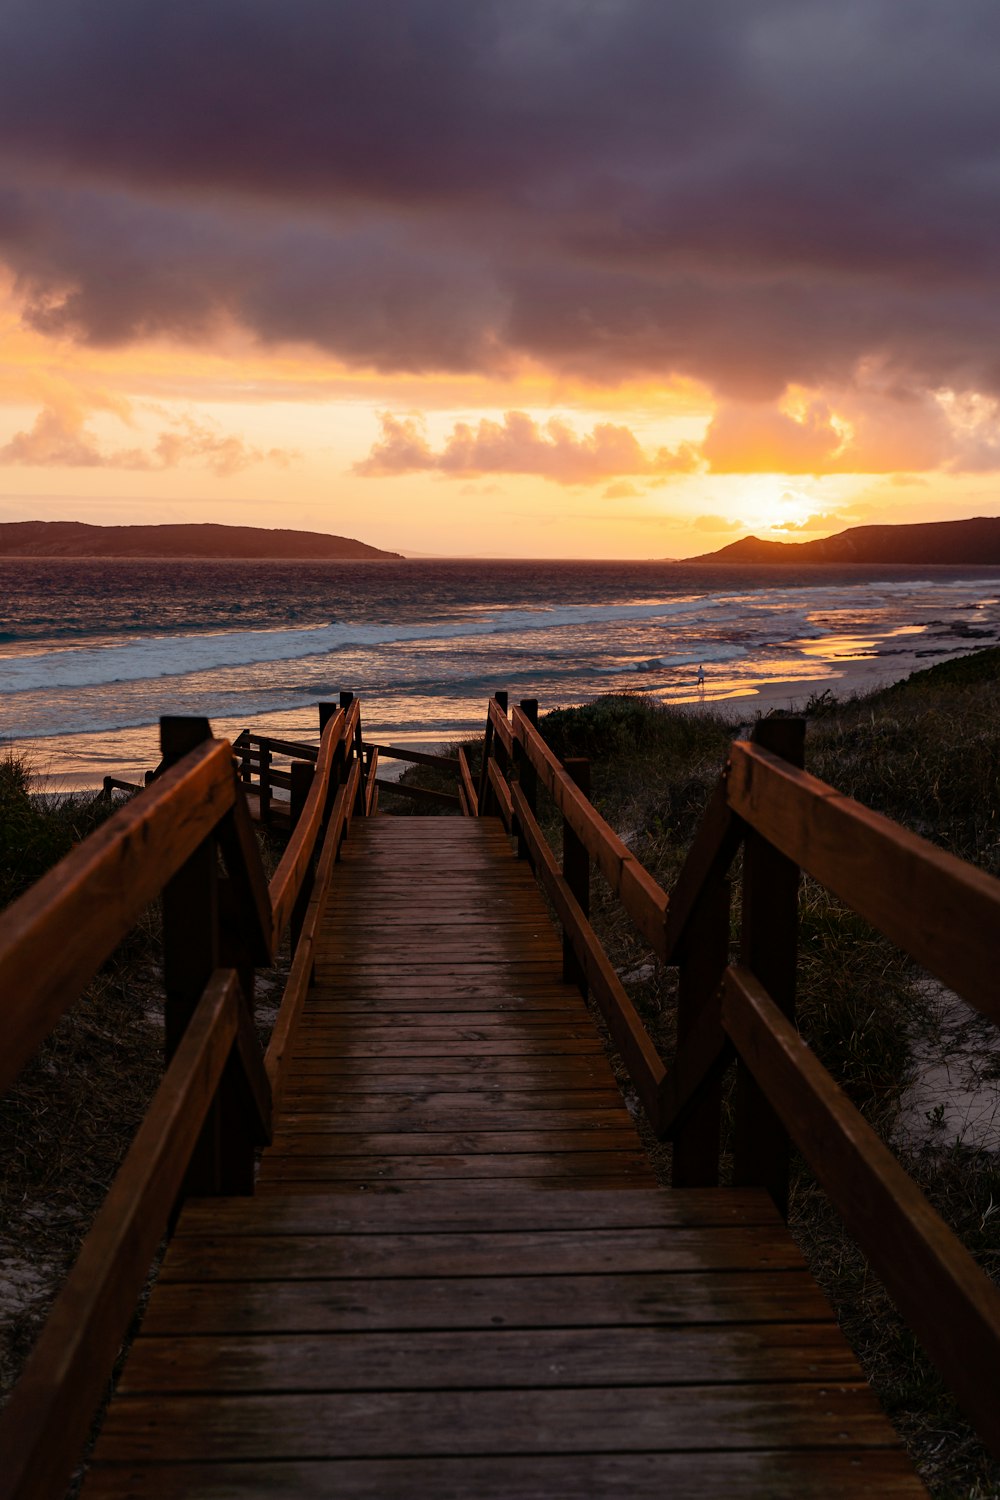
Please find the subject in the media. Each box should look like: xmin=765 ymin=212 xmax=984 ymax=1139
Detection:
xmin=4 ymin=557 xmax=999 ymax=788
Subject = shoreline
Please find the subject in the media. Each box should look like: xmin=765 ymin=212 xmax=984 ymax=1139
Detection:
xmin=10 ymin=639 xmax=985 ymax=792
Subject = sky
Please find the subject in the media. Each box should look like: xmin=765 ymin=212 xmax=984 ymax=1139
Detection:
xmin=1 ymin=0 xmax=999 ymax=559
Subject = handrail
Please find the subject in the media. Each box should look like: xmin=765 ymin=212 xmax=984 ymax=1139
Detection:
xmin=243 ymin=732 xmax=319 ymax=761
xmin=488 ymin=696 xmax=514 ymax=757
xmin=511 ymin=780 xmax=667 ymax=1123
xmin=363 ymin=741 xmax=460 ymax=771
xmin=728 ymin=741 xmax=1000 ymax=1024
xmin=268 ymin=707 xmax=344 ymax=949
xmin=0 ymin=739 xmax=236 ymax=1094
xmin=723 ymin=963 xmax=1000 ymax=1454
xmin=457 ymin=746 xmax=478 ymax=816
xmin=0 ymin=967 xmax=245 ymax=1500
xmin=510 ymin=705 xmax=670 ymax=957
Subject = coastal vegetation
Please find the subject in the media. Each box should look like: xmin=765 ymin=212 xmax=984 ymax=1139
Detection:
xmin=2 ymin=650 xmax=1000 ymax=1493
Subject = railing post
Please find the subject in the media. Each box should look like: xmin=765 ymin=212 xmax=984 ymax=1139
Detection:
xmin=477 ymin=701 xmax=496 ymax=815
xmin=258 ymin=744 xmax=272 ymax=825
xmin=290 ymin=761 xmax=316 ymax=952
xmin=562 ymin=757 xmax=590 ymax=994
xmin=234 ymin=728 xmax=252 ymax=785
xmin=516 ymin=699 xmax=539 ymax=860
xmin=340 ymin=691 xmax=367 ymax=816
xmin=217 ymin=880 xmax=258 ymax=1195
xmin=671 ymin=876 xmax=731 ymax=1186
xmin=732 ymin=716 xmax=805 ymax=1218
xmin=159 ymin=716 xmax=225 ymax=1197
xmin=480 ymin=691 xmax=508 ymax=818
xmin=318 ymin=701 xmax=342 ymax=826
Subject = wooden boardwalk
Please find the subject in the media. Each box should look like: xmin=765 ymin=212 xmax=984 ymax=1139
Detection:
xmin=83 ymin=818 xmax=925 ymax=1496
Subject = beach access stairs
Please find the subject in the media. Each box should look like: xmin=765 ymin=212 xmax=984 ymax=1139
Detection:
xmin=2 ymin=693 xmax=1000 ymax=1496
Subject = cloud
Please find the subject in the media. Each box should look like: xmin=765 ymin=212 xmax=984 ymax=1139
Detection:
xmin=354 ymin=411 xmax=699 ymax=485
xmin=0 ymin=404 xmax=296 ymax=475
xmin=771 ymin=510 xmax=856 ymax=532
xmin=603 ymin=481 xmax=643 ymax=499
xmin=0 ymin=1 xmax=999 ymax=410
xmin=701 ymin=382 xmax=1000 ymax=475
xmin=692 ymin=514 xmax=746 ymax=533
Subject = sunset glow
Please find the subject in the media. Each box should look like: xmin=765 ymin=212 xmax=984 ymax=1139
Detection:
xmin=1 ymin=4 xmax=998 ymax=557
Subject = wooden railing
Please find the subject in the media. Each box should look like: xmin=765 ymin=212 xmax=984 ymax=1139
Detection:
xmin=233 ymin=713 xmax=461 ymax=816
xmin=5 ymin=689 xmax=1000 ymax=1483
xmin=0 ymin=700 xmax=368 ymax=1500
xmin=479 ymin=692 xmax=1000 ymax=1457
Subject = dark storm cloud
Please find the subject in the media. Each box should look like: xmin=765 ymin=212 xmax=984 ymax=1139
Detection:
xmin=2 ymin=0 xmax=1000 ymax=397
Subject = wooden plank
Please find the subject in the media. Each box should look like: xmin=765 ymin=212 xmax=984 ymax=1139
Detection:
xmin=84 ymin=1450 xmax=929 ymax=1499
xmin=303 ymin=1002 xmax=586 ymax=1019
xmin=0 ymin=969 xmax=239 ymax=1500
xmin=174 ymin=1186 xmax=784 ymax=1235
xmin=511 ymin=706 xmax=670 ymax=958
xmin=267 ymin=1129 xmax=641 ymax=1157
xmin=487 ymin=757 xmax=514 ymax=830
xmin=287 ymin=1038 xmax=607 ymax=1058
xmin=92 ymin=1383 xmax=896 ymax=1461
xmin=142 ymin=1267 xmax=826 ymax=1336
xmin=723 ymin=962 xmax=1000 ymax=1457
xmin=276 ymin=1089 xmax=624 ymax=1114
xmin=280 ymin=1057 xmax=621 ymax=1084
xmin=373 ymin=778 xmax=461 ymax=806
xmin=0 ymin=738 xmax=235 ymax=1095
xmin=118 ymin=1322 xmax=860 ymax=1395
xmin=295 ymin=1017 xmax=595 ymax=1036
xmin=245 ymin=733 xmax=318 ymax=761
xmin=160 ymin=1225 xmax=803 ymax=1281
xmin=363 ymin=743 xmax=460 ymax=771
xmin=727 ymin=740 xmax=1000 ymax=1026
xmin=256 ymin=1175 xmax=655 ymax=1195
xmin=256 ymin=1153 xmax=651 ymax=1184
xmin=276 ymin=1106 xmax=628 ymax=1129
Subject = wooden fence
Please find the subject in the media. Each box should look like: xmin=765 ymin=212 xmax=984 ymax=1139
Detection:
xmin=475 ymin=691 xmax=1000 ymax=1457
xmin=0 ymin=699 xmax=366 ymax=1500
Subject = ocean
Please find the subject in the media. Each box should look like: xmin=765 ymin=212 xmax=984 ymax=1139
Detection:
xmin=2 ymin=557 xmax=999 ymax=788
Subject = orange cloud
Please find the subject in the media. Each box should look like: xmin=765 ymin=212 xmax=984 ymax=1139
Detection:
xmin=692 ymin=513 xmax=746 ymax=532
xmin=354 ymin=411 xmax=699 ymax=486
xmin=700 ymin=384 xmax=1000 ymax=475
xmin=0 ymin=405 xmax=296 ymax=476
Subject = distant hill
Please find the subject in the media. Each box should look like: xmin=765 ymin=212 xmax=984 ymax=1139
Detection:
xmin=689 ymin=516 xmax=1000 ymax=565
xmin=0 ymin=520 xmax=402 ymax=560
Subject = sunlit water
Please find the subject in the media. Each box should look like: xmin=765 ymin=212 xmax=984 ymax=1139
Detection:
xmin=2 ymin=558 xmax=999 ymax=787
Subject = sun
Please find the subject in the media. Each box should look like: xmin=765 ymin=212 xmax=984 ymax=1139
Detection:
xmin=720 ymin=478 xmax=821 ymax=535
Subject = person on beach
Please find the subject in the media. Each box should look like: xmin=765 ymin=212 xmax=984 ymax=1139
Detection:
xmin=697 ymin=664 xmax=705 ymax=687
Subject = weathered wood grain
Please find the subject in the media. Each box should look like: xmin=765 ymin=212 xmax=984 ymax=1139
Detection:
xmin=0 ymin=739 xmax=234 ymax=1094
xmin=724 ymin=962 xmax=1000 ymax=1456
xmin=0 ymin=969 xmax=240 ymax=1500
